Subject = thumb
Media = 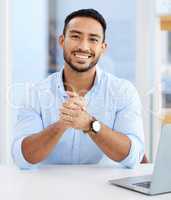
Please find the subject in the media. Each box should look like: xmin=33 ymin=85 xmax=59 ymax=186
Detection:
xmin=66 ymin=91 xmax=78 ymax=98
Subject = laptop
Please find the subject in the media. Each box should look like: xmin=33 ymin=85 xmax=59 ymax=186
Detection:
xmin=109 ymin=124 xmax=171 ymax=195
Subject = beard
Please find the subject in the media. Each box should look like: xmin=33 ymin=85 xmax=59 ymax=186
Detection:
xmin=63 ymin=49 xmax=101 ymax=73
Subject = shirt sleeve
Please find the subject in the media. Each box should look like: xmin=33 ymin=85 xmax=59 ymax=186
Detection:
xmin=113 ymin=81 xmax=145 ymax=168
xmin=11 ymin=85 xmax=44 ymax=170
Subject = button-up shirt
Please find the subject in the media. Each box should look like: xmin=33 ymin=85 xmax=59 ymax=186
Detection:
xmin=12 ymin=66 xmax=144 ymax=169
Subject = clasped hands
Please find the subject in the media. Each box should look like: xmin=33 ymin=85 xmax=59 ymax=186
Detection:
xmin=59 ymin=91 xmax=92 ymax=132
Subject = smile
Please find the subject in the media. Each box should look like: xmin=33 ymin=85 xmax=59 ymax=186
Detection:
xmin=74 ymin=53 xmax=92 ymax=59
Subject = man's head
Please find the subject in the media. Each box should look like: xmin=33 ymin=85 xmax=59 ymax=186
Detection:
xmin=63 ymin=9 xmax=106 ymax=42
xmin=59 ymin=9 xmax=107 ymax=73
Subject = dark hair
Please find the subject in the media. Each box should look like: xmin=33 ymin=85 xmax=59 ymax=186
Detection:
xmin=63 ymin=8 xmax=107 ymax=42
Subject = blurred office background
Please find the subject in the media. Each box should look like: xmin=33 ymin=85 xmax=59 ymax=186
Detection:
xmin=0 ymin=0 xmax=171 ymax=164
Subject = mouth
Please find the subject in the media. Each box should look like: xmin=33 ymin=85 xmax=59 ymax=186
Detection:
xmin=73 ymin=52 xmax=93 ymax=60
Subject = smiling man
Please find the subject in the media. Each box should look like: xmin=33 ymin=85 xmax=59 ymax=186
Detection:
xmin=12 ymin=9 xmax=145 ymax=169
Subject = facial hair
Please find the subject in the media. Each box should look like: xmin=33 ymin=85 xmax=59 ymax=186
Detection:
xmin=63 ymin=49 xmax=101 ymax=73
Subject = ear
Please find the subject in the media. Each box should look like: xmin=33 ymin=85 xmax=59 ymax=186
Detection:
xmin=59 ymin=35 xmax=65 ymax=48
xmin=101 ymin=42 xmax=107 ymax=54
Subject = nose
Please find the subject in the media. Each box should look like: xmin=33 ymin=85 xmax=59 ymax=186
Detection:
xmin=78 ymin=38 xmax=90 ymax=51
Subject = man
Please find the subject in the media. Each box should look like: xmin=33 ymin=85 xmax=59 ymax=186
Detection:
xmin=12 ymin=9 xmax=144 ymax=169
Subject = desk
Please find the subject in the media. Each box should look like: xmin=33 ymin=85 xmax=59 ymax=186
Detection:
xmin=0 ymin=164 xmax=170 ymax=200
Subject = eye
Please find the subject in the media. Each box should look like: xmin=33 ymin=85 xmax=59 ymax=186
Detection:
xmin=71 ymin=35 xmax=80 ymax=39
xmin=89 ymin=38 xmax=99 ymax=43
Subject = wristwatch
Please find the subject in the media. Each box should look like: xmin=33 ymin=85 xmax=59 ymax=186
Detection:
xmin=91 ymin=120 xmax=101 ymax=134
xmin=83 ymin=117 xmax=101 ymax=134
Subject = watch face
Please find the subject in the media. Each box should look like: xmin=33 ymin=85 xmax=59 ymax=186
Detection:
xmin=92 ymin=121 xmax=101 ymax=133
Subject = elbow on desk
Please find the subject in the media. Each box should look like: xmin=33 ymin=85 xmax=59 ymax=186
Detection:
xmin=11 ymin=139 xmax=41 ymax=170
xmin=118 ymin=146 xmax=145 ymax=169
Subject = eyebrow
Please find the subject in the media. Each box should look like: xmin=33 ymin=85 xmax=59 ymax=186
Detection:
xmin=69 ymin=30 xmax=101 ymax=39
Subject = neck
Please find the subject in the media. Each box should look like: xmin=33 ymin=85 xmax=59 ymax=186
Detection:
xmin=63 ymin=65 xmax=96 ymax=96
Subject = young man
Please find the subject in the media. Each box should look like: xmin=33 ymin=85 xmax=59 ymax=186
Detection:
xmin=12 ymin=9 xmax=144 ymax=169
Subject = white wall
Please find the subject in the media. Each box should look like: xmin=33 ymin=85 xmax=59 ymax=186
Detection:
xmin=136 ymin=0 xmax=156 ymax=161
xmin=0 ymin=0 xmax=11 ymax=164
xmin=0 ymin=0 xmax=48 ymax=163
xmin=11 ymin=0 xmax=48 ymax=83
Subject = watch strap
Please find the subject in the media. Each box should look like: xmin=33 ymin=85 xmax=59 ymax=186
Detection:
xmin=83 ymin=117 xmax=96 ymax=133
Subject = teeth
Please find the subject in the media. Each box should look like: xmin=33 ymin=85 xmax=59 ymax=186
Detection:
xmin=75 ymin=54 xmax=90 ymax=59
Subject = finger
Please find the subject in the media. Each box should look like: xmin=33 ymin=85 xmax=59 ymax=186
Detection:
xmin=60 ymin=113 xmax=73 ymax=122
xmin=73 ymin=99 xmax=86 ymax=110
xmin=73 ymin=100 xmax=86 ymax=110
xmin=60 ymin=107 xmax=72 ymax=116
xmin=60 ymin=106 xmax=78 ymax=117
xmin=66 ymin=91 xmax=78 ymax=98
xmin=66 ymin=96 xmax=86 ymax=110
xmin=66 ymin=92 xmax=86 ymax=106
xmin=59 ymin=119 xmax=72 ymax=128
xmin=63 ymin=101 xmax=81 ymax=110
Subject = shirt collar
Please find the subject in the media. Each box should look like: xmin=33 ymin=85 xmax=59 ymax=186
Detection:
xmin=93 ymin=65 xmax=102 ymax=88
xmin=57 ymin=65 xmax=102 ymax=97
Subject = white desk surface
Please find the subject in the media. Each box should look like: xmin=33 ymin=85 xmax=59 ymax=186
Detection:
xmin=0 ymin=164 xmax=170 ymax=200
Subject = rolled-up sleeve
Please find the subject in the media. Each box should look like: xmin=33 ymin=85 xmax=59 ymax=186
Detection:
xmin=11 ymin=85 xmax=44 ymax=169
xmin=113 ymin=81 xmax=145 ymax=168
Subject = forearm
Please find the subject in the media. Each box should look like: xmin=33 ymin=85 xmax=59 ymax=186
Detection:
xmin=87 ymin=123 xmax=131 ymax=161
xmin=22 ymin=121 xmax=66 ymax=164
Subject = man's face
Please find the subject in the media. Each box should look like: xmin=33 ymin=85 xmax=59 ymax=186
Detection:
xmin=59 ymin=17 xmax=107 ymax=73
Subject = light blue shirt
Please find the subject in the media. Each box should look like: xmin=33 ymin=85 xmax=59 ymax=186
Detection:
xmin=12 ymin=66 xmax=144 ymax=169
